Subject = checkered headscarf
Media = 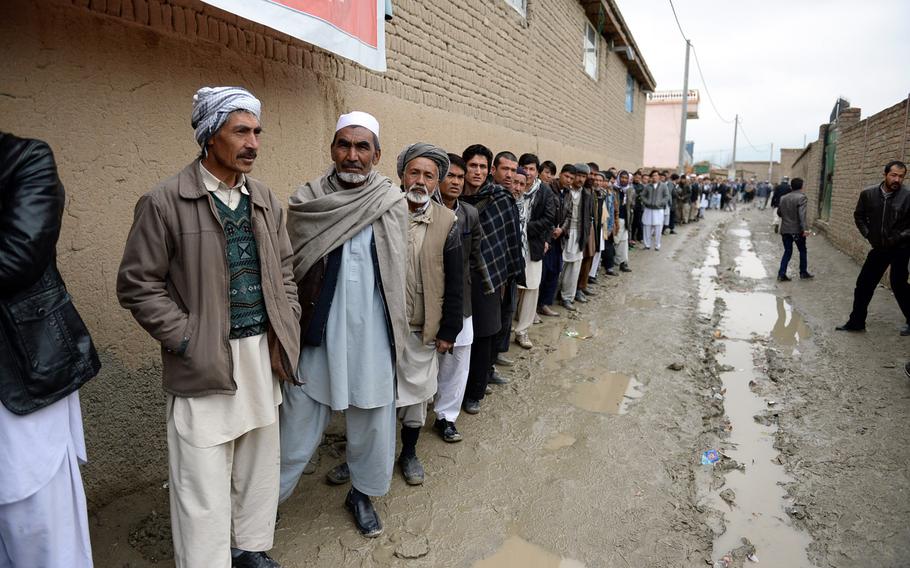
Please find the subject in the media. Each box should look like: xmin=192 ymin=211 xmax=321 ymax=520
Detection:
xmin=191 ymin=86 xmax=261 ymax=148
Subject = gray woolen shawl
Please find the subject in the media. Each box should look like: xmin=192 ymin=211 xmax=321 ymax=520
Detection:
xmin=287 ymin=168 xmax=409 ymax=360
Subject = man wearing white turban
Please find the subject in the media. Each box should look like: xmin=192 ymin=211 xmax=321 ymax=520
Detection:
xmin=118 ymin=86 xmax=300 ymax=568
xmin=279 ymin=112 xmax=409 ymax=538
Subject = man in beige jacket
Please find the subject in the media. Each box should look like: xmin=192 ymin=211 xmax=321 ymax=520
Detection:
xmin=117 ymin=87 xmax=300 ymax=568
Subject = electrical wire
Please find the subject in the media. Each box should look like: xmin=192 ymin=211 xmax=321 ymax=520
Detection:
xmin=737 ymin=119 xmax=772 ymax=153
xmin=691 ymin=45 xmax=735 ymax=124
xmin=667 ymin=0 xmax=688 ymax=41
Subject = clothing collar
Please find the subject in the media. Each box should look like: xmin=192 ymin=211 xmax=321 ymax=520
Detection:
xmin=199 ymin=162 xmax=249 ymax=195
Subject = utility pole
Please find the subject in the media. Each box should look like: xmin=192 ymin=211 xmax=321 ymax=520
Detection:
xmin=768 ymin=142 xmax=774 ymax=183
xmin=729 ymin=114 xmax=738 ymax=180
xmin=677 ymin=39 xmax=691 ymax=175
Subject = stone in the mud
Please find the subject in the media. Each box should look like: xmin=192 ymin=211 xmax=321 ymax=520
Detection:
xmin=668 ymin=361 xmax=685 ymax=371
xmin=394 ymin=535 xmax=430 ymax=559
xmin=720 ymin=488 xmax=736 ymax=506
xmin=718 ymin=364 xmax=735 ymax=372
xmin=786 ymin=504 xmax=808 ymax=520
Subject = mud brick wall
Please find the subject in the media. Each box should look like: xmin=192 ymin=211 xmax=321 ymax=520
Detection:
xmin=825 ymin=100 xmax=910 ymax=262
xmin=0 ymin=0 xmax=651 ymax=506
xmin=790 ymin=137 xmax=824 ymax=226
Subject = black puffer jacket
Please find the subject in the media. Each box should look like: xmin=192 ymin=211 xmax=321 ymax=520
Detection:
xmin=0 ymin=133 xmax=100 ymax=415
xmin=854 ymin=183 xmax=910 ymax=249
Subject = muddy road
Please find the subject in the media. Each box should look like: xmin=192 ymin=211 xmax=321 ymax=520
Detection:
xmin=91 ymin=207 xmax=910 ymax=567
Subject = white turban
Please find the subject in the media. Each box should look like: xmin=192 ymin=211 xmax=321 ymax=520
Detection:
xmin=191 ymin=86 xmax=261 ymax=148
xmin=335 ymin=111 xmax=380 ymax=139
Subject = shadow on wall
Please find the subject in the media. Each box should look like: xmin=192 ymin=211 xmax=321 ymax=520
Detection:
xmin=80 ymin=350 xmax=168 ymax=509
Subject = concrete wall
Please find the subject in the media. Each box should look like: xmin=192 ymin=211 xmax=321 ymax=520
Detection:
xmin=790 ymin=98 xmax=910 ymax=263
xmin=0 ymin=0 xmax=650 ymax=506
xmin=732 ymin=160 xmax=779 ymax=184
xmin=643 ymin=102 xmax=681 ymax=169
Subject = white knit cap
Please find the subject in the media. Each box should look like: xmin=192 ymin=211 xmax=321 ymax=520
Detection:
xmin=335 ymin=111 xmax=380 ymax=139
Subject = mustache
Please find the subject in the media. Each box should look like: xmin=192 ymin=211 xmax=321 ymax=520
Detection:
xmin=237 ymin=151 xmax=257 ymax=160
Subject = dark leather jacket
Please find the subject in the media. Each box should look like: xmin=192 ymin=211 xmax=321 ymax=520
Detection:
xmin=0 ymin=133 xmax=100 ymax=415
xmin=854 ymin=183 xmax=910 ymax=249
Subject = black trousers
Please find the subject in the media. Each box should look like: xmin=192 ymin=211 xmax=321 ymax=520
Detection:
xmin=603 ymin=238 xmax=616 ymax=270
xmin=847 ymin=247 xmax=910 ymax=326
xmin=465 ymin=334 xmax=495 ymax=401
xmin=495 ymin=280 xmax=518 ymax=354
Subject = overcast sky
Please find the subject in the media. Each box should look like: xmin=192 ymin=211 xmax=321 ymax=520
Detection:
xmin=614 ymin=0 xmax=910 ymax=165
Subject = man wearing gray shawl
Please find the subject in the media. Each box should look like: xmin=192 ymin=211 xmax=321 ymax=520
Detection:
xmin=279 ymin=112 xmax=408 ymax=538
xmin=118 ymin=86 xmax=300 ymax=568
xmin=392 ymin=143 xmax=462 ymax=485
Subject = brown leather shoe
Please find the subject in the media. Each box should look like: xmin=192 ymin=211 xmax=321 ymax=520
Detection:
xmin=537 ymin=305 xmax=559 ymax=317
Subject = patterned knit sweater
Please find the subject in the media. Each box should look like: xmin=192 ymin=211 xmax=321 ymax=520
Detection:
xmin=213 ymin=194 xmax=269 ymax=339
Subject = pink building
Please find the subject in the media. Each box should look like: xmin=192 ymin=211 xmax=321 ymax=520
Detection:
xmin=643 ymin=89 xmax=700 ymax=170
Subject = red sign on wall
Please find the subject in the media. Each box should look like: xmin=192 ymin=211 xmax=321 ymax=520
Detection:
xmin=271 ymin=0 xmax=378 ymax=48
xmin=201 ymin=0 xmax=386 ymax=70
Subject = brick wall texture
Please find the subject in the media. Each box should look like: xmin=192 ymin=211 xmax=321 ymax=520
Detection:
xmin=791 ymin=98 xmax=910 ymax=264
xmin=0 ymin=0 xmax=652 ymax=505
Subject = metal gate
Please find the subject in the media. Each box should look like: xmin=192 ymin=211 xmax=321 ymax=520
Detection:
xmin=818 ymin=126 xmax=837 ymax=220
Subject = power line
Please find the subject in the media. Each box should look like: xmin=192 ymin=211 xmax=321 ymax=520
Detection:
xmin=737 ymin=119 xmax=771 ymax=152
xmin=667 ymin=0 xmax=688 ymax=40
xmin=690 ymin=45 xmax=735 ymax=124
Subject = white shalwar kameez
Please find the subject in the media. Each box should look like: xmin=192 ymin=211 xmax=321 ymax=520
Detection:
xmin=0 ymin=392 xmax=92 ymax=568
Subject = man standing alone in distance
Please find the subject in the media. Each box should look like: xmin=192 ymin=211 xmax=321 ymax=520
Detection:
xmin=776 ymin=178 xmax=813 ymax=282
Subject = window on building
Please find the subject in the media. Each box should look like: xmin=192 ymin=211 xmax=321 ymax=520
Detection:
xmin=504 ymin=0 xmax=527 ymax=17
xmin=583 ymin=22 xmax=598 ymax=80
xmin=625 ymin=73 xmax=635 ymax=112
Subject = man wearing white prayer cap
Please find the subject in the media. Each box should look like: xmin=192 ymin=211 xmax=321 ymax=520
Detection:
xmin=118 ymin=86 xmax=301 ymax=568
xmin=280 ymin=111 xmax=409 ymax=538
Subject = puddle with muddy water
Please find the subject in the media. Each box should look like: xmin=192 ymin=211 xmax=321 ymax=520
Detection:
xmin=543 ymin=433 xmax=577 ymax=451
xmin=542 ymin=321 xmax=597 ymax=372
xmin=567 ymin=372 xmax=643 ymax=415
xmin=702 ymin=227 xmax=812 ymax=565
xmin=693 ymin=237 xmax=720 ymax=316
xmin=472 ymin=536 xmax=585 ymax=568
xmin=731 ymin=224 xmax=767 ymax=279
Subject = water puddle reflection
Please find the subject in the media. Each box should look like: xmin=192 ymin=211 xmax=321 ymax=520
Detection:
xmin=542 ymin=321 xmax=598 ymax=372
xmin=712 ymin=339 xmax=812 ymax=566
xmin=543 ymin=433 xmax=576 ymax=451
xmin=473 ymin=536 xmax=585 ymax=568
xmin=770 ymin=297 xmax=811 ymax=348
xmin=694 ymin=238 xmax=720 ymax=316
xmin=567 ymin=372 xmax=643 ymax=414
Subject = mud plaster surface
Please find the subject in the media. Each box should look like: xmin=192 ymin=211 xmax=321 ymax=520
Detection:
xmin=90 ymin=207 xmax=910 ymax=567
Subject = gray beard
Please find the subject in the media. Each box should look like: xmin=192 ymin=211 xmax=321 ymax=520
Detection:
xmin=406 ymin=189 xmax=430 ymax=205
xmin=337 ymin=171 xmax=368 ymax=184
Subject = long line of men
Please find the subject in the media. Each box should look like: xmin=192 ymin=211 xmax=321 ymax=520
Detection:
xmin=0 ymin=86 xmax=733 ymax=568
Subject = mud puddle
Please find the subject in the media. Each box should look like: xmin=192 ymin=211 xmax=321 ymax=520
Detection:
xmin=472 ymin=536 xmax=584 ymax=568
xmin=731 ymin=224 xmax=766 ymax=279
xmin=707 ymin=231 xmax=812 ymax=566
xmin=567 ymin=372 xmax=643 ymax=415
xmin=543 ymin=433 xmax=577 ymax=451
xmin=542 ymin=321 xmax=597 ymax=372
xmin=694 ymin=236 xmax=720 ymax=316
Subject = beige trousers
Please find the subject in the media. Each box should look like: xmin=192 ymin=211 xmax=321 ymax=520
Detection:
xmin=167 ymin=413 xmax=280 ymax=568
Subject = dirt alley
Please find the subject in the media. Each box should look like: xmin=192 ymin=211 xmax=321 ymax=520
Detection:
xmin=91 ymin=206 xmax=910 ymax=567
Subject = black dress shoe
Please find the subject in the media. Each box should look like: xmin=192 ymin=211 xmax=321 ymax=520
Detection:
xmin=619 ymin=263 xmax=632 ymax=273
xmin=344 ymin=488 xmax=383 ymax=538
xmin=463 ymin=398 xmax=481 ymax=414
xmin=434 ymin=418 xmax=463 ymax=442
xmin=777 ymin=274 xmax=791 ymax=282
xmin=901 ymin=324 xmax=910 ymax=337
xmin=488 ymin=368 xmax=510 ymax=385
xmin=326 ymin=462 xmax=351 ymax=485
xmin=605 ymin=268 xmax=617 ymax=276
xmin=398 ymin=454 xmax=425 ymax=485
xmin=495 ymin=353 xmax=514 ymax=366
xmin=835 ymin=323 xmax=865 ymax=332
xmin=232 ymin=551 xmax=281 ymax=568
xmin=799 ymin=272 xmax=814 ymax=279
